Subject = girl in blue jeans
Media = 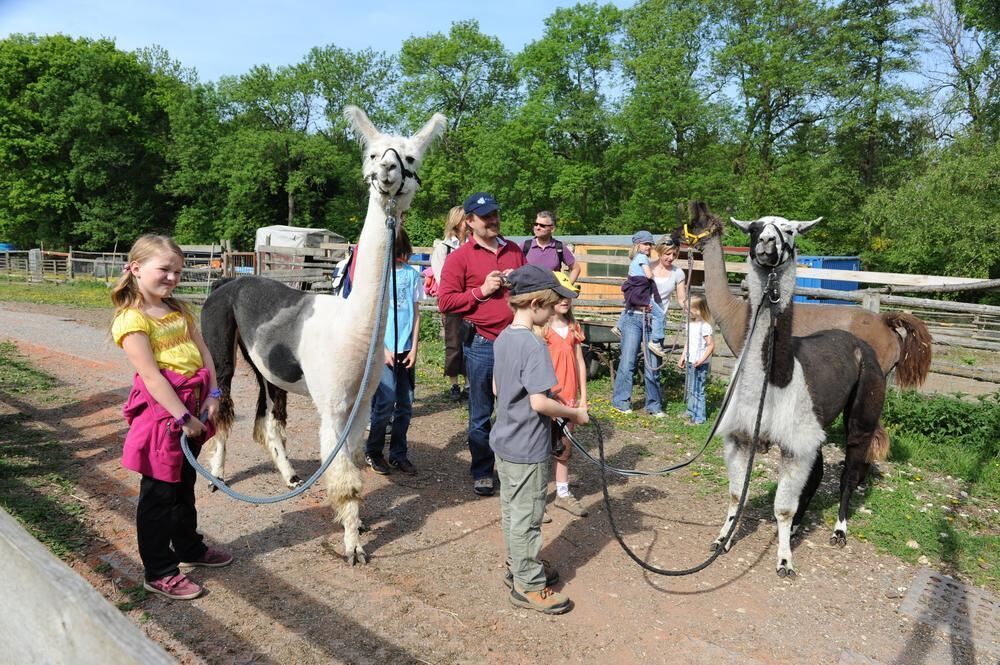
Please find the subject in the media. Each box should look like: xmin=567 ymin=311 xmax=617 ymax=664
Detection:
xmin=676 ymin=295 xmax=714 ymax=424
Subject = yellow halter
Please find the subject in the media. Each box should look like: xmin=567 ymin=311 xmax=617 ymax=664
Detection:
xmin=682 ymin=223 xmax=712 ymax=245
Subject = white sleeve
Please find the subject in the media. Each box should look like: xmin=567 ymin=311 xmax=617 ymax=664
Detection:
xmin=430 ymin=240 xmax=447 ymax=280
xmin=412 ymin=267 xmax=425 ymax=301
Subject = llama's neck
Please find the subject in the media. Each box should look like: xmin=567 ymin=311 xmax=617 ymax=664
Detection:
xmin=346 ymin=193 xmax=407 ymax=329
xmin=745 ymin=261 xmax=797 ymax=387
xmin=700 ymin=233 xmax=751 ymax=355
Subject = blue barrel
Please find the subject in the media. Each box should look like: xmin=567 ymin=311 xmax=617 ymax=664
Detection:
xmin=795 ymin=256 xmax=861 ymax=304
xmin=0 ymin=243 xmax=15 ymax=251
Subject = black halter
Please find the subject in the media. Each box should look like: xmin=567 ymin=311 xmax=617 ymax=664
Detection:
xmin=370 ymin=147 xmax=421 ymax=198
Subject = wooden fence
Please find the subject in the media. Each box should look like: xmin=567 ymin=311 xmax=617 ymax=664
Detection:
xmin=3 ymin=242 xmax=997 ymax=385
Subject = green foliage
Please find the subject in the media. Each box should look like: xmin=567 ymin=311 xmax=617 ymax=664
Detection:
xmin=0 ymin=2 xmax=997 ymax=281
xmin=0 ymin=279 xmax=111 ymax=308
xmin=862 ymin=137 xmax=1000 ymax=278
xmin=882 ymin=389 xmax=1000 ymax=496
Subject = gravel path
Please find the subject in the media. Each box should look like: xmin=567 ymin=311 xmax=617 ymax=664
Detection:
xmin=1 ymin=301 xmax=993 ymax=665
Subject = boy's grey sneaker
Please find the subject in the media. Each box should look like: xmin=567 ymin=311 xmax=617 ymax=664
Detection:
xmin=473 ymin=477 xmax=494 ymax=496
xmin=553 ymin=494 xmax=588 ymax=517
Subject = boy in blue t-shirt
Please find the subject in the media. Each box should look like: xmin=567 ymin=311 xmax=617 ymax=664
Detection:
xmin=492 ymin=265 xmax=588 ymax=615
xmin=365 ymin=230 xmax=425 ymax=475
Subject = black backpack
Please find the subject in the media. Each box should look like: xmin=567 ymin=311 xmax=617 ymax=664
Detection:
xmin=521 ymin=238 xmax=568 ymax=267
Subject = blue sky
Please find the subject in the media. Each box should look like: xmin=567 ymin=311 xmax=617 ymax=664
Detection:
xmin=1 ymin=0 xmax=633 ymax=83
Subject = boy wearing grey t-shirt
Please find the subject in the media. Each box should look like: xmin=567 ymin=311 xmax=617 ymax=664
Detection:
xmin=490 ymin=265 xmax=588 ymax=615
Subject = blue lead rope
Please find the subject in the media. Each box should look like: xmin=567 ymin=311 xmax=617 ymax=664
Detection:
xmin=179 ymin=214 xmax=398 ymax=504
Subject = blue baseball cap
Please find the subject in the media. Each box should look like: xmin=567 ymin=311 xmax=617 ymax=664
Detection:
xmin=632 ymin=230 xmax=654 ymax=244
xmin=463 ymin=192 xmax=499 ymax=216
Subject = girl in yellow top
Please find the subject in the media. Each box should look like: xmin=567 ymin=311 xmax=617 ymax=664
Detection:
xmin=111 ymin=234 xmax=231 ymax=600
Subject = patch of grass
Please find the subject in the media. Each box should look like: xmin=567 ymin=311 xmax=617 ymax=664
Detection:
xmin=0 ymin=279 xmax=112 ymax=308
xmin=0 ymin=343 xmax=86 ymax=559
xmin=0 ymin=341 xmax=57 ymax=393
xmin=883 ymin=390 xmax=1000 ymax=499
xmin=116 ymin=582 xmax=149 ymax=612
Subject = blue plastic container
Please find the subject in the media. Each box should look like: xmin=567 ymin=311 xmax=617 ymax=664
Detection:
xmin=794 ymin=256 xmax=861 ymax=304
xmin=0 ymin=243 xmax=15 ymax=251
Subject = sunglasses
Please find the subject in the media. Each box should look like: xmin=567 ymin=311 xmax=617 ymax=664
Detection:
xmin=534 ymin=223 xmax=554 ymax=228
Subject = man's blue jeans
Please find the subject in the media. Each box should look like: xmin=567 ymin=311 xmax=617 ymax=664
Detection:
xmin=463 ymin=334 xmax=495 ymax=480
xmin=365 ymin=356 xmax=415 ymax=462
xmin=612 ymin=310 xmax=662 ymax=414
xmin=685 ymin=362 xmax=709 ymax=423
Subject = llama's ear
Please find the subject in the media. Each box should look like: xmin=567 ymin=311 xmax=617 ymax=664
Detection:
xmin=794 ymin=217 xmax=823 ymax=235
xmin=344 ymin=106 xmax=380 ymax=145
xmin=413 ymin=113 xmax=447 ymax=148
xmin=730 ymin=217 xmax=753 ymax=233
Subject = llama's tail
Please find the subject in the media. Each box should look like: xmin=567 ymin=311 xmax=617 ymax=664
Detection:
xmin=882 ymin=311 xmax=932 ymax=388
xmin=866 ymin=423 xmax=890 ymax=463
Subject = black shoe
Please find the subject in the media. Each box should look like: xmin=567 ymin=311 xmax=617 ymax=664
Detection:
xmin=389 ymin=458 xmax=417 ymax=475
xmin=473 ymin=477 xmax=494 ymax=496
xmin=365 ymin=454 xmax=390 ymax=475
xmin=460 ymin=386 xmax=469 ymax=401
xmin=450 ymin=384 xmax=461 ymax=401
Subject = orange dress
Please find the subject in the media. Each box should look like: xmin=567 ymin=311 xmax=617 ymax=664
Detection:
xmin=544 ymin=323 xmax=582 ymax=407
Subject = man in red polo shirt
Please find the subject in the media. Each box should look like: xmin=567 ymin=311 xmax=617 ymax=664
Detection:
xmin=438 ymin=192 xmax=526 ymax=496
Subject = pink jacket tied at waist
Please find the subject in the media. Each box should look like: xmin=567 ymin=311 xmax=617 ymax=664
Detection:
xmin=122 ymin=367 xmax=216 ymax=483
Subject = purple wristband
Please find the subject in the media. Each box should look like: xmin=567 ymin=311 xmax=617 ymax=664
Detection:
xmin=174 ymin=412 xmax=192 ymax=427
xmin=208 ymin=388 xmax=222 ymax=399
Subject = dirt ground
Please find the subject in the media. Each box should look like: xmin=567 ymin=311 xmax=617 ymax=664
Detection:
xmin=1 ymin=300 xmax=995 ymax=665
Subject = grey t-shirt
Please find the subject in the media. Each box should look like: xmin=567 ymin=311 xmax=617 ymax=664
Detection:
xmin=490 ymin=326 xmax=558 ymax=463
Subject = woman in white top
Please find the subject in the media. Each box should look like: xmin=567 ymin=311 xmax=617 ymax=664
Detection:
xmin=648 ymin=236 xmax=687 ymax=358
xmin=430 ymin=206 xmax=468 ymax=401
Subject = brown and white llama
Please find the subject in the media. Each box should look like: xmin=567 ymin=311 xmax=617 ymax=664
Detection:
xmin=684 ymin=201 xmax=931 ymax=387
xmin=199 ymin=106 xmax=446 ymax=564
xmin=714 ymin=216 xmax=889 ymax=578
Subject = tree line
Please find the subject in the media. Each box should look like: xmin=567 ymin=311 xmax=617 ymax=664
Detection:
xmin=0 ymin=0 xmax=997 ymax=280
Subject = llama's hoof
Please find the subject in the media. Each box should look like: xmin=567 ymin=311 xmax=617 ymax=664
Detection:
xmin=830 ymin=531 xmax=847 ymax=547
xmin=710 ymin=538 xmax=732 ymax=554
xmin=287 ymin=475 xmax=303 ymax=489
xmin=776 ymin=560 xmax=796 ymax=578
xmin=358 ymin=521 xmax=369 ymax=534
xmin=347 ymin=547 xmax=368 ymax=566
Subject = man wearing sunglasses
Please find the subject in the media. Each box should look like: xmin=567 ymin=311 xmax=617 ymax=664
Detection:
xmin=521 ymin=211 xmax=580 ymax=283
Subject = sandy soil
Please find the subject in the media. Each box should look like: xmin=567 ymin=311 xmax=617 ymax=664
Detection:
xmin=0 ymin=301 xmax=994 ymax=665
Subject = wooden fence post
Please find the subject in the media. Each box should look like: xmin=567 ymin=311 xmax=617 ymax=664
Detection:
xmin=28 ymin=249 xmax=42 ymax=283
xmin=862 ymin=292 xmax=881 ymax=313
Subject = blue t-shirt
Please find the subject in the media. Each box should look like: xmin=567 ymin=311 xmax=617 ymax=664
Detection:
xmin=628 ymin=254 xmax=650 ymax=277
xmin=384 ymin=263 xmax=425 ymax=353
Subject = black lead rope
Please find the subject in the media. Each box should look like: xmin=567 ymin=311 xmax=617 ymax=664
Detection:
xmin=558 ymin=270 xmax=780 ymax=576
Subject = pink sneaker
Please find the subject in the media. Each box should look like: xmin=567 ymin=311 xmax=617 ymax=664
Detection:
xmin=180 ymin=546 xmax=233 ymax=569
xmin=144 ymin=573 xmax=203 ymax=600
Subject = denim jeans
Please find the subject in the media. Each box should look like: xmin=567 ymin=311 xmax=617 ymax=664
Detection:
xmin=366 ymin=355 xmax=415 ymax=462
xmin=612 ymin=310 xmax=662 ymax=413
xmin=685 ymin=362 xmax=709 ymax=423
xmin=463 ymin=333 xmax=496 ymax=480
xmin=650 ymin=301 xmax=665 ymax=344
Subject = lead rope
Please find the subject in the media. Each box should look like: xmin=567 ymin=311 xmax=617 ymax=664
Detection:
xmin=560 ymin=270 xmax=779 ymax=575
xmin=179 ymin=202 xmax=400 ymax=504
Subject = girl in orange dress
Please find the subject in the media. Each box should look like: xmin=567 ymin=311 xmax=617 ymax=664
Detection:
xmin=543 ymin=273 xmax=589 ymax=517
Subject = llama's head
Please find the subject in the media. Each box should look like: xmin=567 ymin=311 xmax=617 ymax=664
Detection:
xmin=730 ymin=216 xmax=822 ymax=269
xmin=682 ymin=201 xmax=726 ymax=248
xmin=344 ymin=106 xmax=447 ymax=209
